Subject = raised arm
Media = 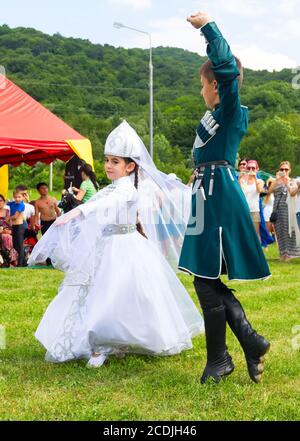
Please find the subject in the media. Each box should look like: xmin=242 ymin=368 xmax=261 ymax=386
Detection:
xmin=188 ymin=12 xmax=241 ymax=118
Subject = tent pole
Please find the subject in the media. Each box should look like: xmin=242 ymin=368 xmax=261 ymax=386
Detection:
xmin=50 ymin=162 xmax=53 ymax=192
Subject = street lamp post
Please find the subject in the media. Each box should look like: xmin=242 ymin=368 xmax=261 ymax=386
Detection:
xmin=113 ymin=22 xmax=154 ymax=159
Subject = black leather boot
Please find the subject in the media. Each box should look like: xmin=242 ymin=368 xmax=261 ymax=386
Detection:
xmin=200 ymin=304 xmax=235 ymax=384
xmin=218 ymin=281 xmax=270 ymax=383
xmin=193 ymin=277 xmax=234 ymax=384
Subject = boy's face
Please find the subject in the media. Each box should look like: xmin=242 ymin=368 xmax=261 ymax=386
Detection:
xmin=13 ymin=193 xmax=23 ymax=203
xmin=38 ymin=185 xmax=48 ymax=196
xmin=200 ymin=75 xmax=220 ymax=109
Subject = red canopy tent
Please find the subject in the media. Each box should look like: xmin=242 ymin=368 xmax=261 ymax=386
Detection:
xmin=0 ymin=74 xmax=94 ymax=197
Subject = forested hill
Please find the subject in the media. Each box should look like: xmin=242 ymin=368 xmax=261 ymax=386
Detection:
xmin=1 ymin=24 xmax=300 ymax=184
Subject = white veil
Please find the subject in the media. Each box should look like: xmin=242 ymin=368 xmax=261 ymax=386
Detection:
xmin=104 ymin=120 xmax=192 ymax=270
xmin=29 ymin=121 xmax=192 ymax=276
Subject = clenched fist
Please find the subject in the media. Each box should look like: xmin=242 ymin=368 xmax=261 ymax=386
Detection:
xmin=187 ymin=12 xmax=213 ymax=29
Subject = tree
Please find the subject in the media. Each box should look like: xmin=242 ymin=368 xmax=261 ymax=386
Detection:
xmin=240 ymin=116 xmax=298 ymax=174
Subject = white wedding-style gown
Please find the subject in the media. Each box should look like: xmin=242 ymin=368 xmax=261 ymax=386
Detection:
xmin=29 ymin=175 xmax=204 ymax=362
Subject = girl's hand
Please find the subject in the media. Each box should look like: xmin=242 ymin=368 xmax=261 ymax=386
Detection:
xmin=55 ymin=209 xmax=81 ymax=227
xmin=275 ymin=171 xmax=285 ymax=182
xmin=281 ymin=176 xmax=289 ymax=187
xmin=187 ymin=12 xmax=213 ymax=29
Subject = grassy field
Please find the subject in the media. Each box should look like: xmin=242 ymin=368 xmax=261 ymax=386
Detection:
xmin=0 ymin=244 xmax=300 ymax=421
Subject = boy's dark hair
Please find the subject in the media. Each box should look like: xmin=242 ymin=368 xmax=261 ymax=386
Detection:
xmin=15 ymin=185 xmax=28 ymax=192
xmin=200 ymin=56 xmax=243 ymax=90
xmin=36 ymin=182 xmax=48 ymax=191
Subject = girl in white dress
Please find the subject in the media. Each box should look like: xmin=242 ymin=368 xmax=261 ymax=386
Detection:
xmin=28 ymin=121 xmax=204 ymax=367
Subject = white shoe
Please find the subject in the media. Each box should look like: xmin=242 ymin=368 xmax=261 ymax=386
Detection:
xmin=87 ymin=353 xmax=107 ymax=368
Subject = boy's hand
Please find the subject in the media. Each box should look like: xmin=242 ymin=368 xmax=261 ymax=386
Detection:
xmin=187 ymin=12 xmax=213 ymax=29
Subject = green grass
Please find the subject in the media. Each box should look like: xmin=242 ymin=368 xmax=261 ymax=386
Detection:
xmin=0 ymin=244 xmax=300 ymax=421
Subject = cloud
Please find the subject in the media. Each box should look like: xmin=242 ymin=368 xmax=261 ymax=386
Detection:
xmin=125 ymin=17 xmax=207 ymax=55
xmin=110 ymin=0 xmax=152 ymax=9
xmin=278 ymin=0 xmax=300 ymax=14
xmin=123 ymin=15 xmax=298 ymax=71
xmin=192 ymin=0 xmax=267 ymax=17
xmin=232 ymin=44 xmax=298 ymax=71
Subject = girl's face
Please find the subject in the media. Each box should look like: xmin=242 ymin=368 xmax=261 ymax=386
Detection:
xmin=239 ymin=160 xmax=248 ymax=172
xmin=279 ymin=164 xmax=291 ymax=177
xmin=0 ymin=198 xmax=5 ymax=208
xmin=104 ymin=155 xmax=135 ymax=181
xmin=247 ymin=162 xmax=258 ymax=176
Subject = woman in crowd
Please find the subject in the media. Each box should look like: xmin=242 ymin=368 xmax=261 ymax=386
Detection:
xmin=239 ymin=160 xmax=265 ymax=241
xmin=263 ymin=178 xmax=275 ymax=238
xmin=0 ymin=194 xmax=18 ymax=267
xmin=72 ymin=164 xmax=99 ymax=203
xmin=268 ymin=161 xmax=300 ymax=261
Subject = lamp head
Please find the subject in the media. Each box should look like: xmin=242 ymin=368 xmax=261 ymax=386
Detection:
xmin=113 ymin=22 xmax=124 ymax=29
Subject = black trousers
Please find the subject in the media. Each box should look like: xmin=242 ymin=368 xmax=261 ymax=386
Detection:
xmin=193 ymin=277 xmax=225 ymax=316
xmin=40 ymin=219 xmax=56 ymax=236
xmin=41 ymin=219 xmax=56 ymax=265
xmin=12 ymin=224 xmax=25 ymax=267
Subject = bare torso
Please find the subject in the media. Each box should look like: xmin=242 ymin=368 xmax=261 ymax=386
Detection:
xmin=35 ymin=196 xmax=59 ymax=221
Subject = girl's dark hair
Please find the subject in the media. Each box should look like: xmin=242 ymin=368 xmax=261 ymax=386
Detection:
xmin=79 ymin=163 xmax=99 ymax=191
xmin=0 ymin=194 xmax=5 ymax=202
xmin=124 ymin=157 xmax=147 ymax=239
xmin=238 ymin=158 xmax=249 ymax=166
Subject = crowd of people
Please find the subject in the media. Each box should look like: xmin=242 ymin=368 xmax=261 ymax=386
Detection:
xmin=237 ymin=158 xmax=300 ymax=261
xmin=0 ymin=163 xmax=99 ymax=267
xmin=2 ymin=157 xmax=300 ymax=268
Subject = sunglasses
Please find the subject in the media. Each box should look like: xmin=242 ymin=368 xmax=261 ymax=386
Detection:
xmin=280 ymin=168 xmax=289 ymax=172
xmin=239 ymin=163 xmax=247 ymax=166
xmin=247 ymin=167 xmax=256 ymax=171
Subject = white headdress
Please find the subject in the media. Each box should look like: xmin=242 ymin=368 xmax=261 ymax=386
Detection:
xmin=105 ymin=120 xmax=191 ymax=270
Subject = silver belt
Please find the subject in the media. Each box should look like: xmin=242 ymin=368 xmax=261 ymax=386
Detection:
xmin=103 ymin=224 xmax=136 ymax=236
xmin=193 ymin=160 xmax=232 ymax=197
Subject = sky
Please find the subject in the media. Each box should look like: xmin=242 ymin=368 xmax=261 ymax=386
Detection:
xmin=1 ymin=0 xmax=300 ymax=71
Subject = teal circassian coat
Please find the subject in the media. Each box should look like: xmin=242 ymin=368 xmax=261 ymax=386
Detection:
xmin=178 ymin=22 xmax=270 ymax=281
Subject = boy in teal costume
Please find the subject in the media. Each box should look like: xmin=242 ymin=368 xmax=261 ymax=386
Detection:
xmin=178 ymin=12 xmax=271 ymax=384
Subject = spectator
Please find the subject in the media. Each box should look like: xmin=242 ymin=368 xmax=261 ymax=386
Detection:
xmin=239 ymin=160 xmax=265 ymax=240
xmin=296 ymin=179 xmax=300 ymax=230
xmin=268 ymin=161 xmax=300 ymax=261
xmin=237 ymin=157 xmax=249 ymax=176
xmin=263 ymin=178 xmax=275 ymax=237
xmin=15 ymin=185 xmax=36 ymax=233
xmin=6 ymin=190 xmax=26 ymax=267
xmin=34 ymin=183 xmax=61 ymax=236
xmin=0 ymin=194 xmax=18 ymax=267
xmin=71 ymin=164 xmax=99 ymax=203
xmin=0 ymin=194 xmax=10 ymax=229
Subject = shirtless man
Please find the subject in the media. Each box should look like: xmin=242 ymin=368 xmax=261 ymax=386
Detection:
xmin=34 ymin=182 xmax=61 ymax=236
